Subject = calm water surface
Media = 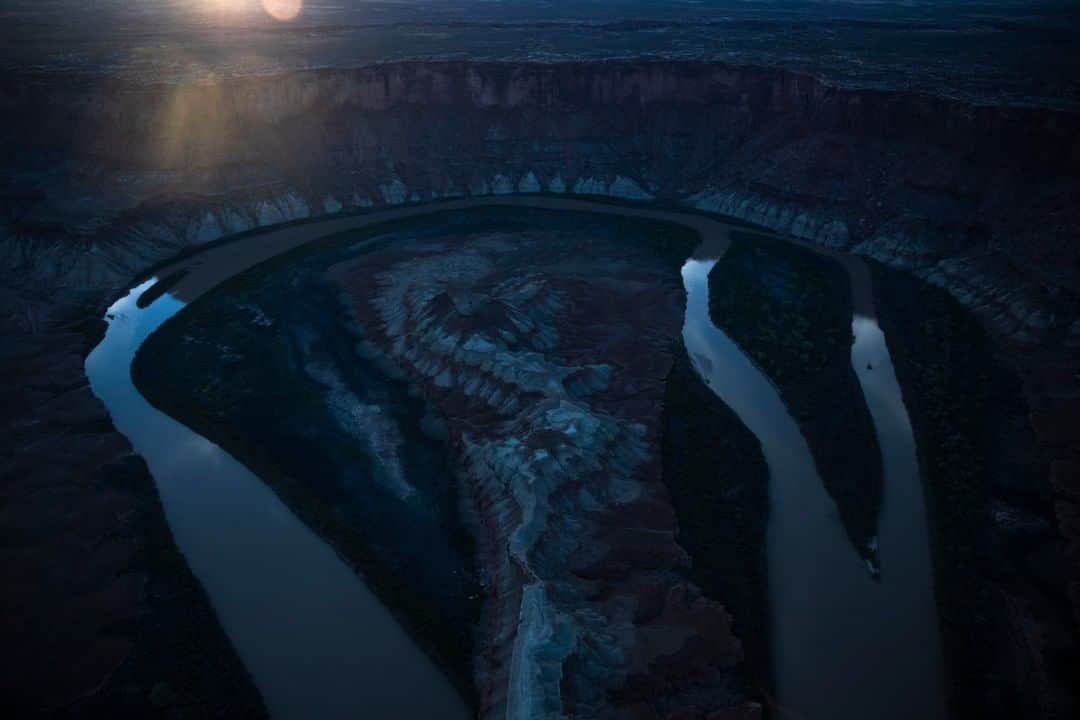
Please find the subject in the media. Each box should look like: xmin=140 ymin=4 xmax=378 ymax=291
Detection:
xmin=683 ymin=241 xmax=947 ymax=720
xmin=83 ymin=200 xmax=945 ymax=720
xmin=85 ymin=279 xmax=470 ymax=720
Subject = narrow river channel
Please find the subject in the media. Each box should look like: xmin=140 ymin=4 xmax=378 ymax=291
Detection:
xmin=683 ymin=238 xmax=947 ymax=720
xmin=85 ymin=197 xmax=945 ymax=719
xmin=85 ymin=280 xmax=471 ymax=720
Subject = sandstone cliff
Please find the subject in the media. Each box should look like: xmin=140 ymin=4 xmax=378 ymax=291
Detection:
xmin=3 ymin=62 xmax=1076 ymax=343
xmin=1 ymin=60 xmax=1077 ymax=717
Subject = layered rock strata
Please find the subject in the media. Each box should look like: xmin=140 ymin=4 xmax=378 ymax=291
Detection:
xmin=3 ymin=61 xmax=1077 ymax=354
xmin=1 ymin=60 xmax=1077 ymax=716
xmin=329 ymin=219 xmax=758 ymax=719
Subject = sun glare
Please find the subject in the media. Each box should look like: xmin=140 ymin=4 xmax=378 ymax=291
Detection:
xmin=261 ymin=0 xmax=303 ymax=21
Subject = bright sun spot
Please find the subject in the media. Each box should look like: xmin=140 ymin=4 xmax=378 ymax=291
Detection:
xmin=196 ymin=1 xmax=302 ymax=23
xmin=261 ymin=0 xmax=303 ymax=21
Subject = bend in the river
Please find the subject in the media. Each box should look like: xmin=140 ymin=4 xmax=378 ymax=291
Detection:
xmin=684 ymin=235 xmax=947 ymax=719
xmin=86 ymin=196 xmax=946 ymax=719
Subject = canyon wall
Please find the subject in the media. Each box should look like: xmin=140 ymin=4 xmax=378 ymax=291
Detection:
xmin=3 ymin=62 xmax=1078 ymax=351
xmin=2 ymin=61 xmax=1077 ymax=717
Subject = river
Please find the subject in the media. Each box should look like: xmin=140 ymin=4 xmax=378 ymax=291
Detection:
xmin=85 ymin=197 xmax=946 ymax=719
xmin=683 ymin=237 xmax=947 ymax=720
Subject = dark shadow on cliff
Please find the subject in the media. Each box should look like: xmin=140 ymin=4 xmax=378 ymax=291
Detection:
xmin=873 ymin=265 xmax=1078 ymax=720
xmin=131 ymin=224 xmax=482 ymax=709
xmin=0 ymin=287 xmax=265 ymax=717
xmin=662 ymin=346 xmax=772 ymax=705
xmin=707 ymin=231 xmax=883 ymax=558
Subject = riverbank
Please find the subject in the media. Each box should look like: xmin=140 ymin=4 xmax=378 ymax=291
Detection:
xmin=662 ymin=347 xmax=771 ymax=699
xmin=0 ymin=285 xmax=264 ymax=717
xmin=58 ymin=197 xmax=760 ymax=719
xmin=131 ymin=226 xmax=482 ymax=707
xmin=4 ymin=194 xmax=1071 ymax=716
xmin=326 ymin=207 xmax=760 ymax=718
xmin=873 ymin=266 xmax=1077 ymax=719
xmin=707 ymin=232 xmax=882 ymax=557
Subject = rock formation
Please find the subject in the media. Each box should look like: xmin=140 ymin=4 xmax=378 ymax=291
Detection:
xmin=1 ymin=60 xmax=1077 ymax=716
xmin=329 ymin=219 xmax=758 ymax=719
xmin=4 ymin=62 xmax=1075 ymax=345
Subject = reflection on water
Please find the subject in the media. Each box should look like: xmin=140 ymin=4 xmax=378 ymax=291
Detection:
xmin=134 ymin=246 xmax=480 ymax=657
xmin=849 ymin=312 xmax=947 ymax=717
xmin=683 ymin=249 xmax=947 ymax=720
xmin=85 ymin=279 xmax=469 ymax=720
xmin=83 ymin=200 xmax=947 ymax=720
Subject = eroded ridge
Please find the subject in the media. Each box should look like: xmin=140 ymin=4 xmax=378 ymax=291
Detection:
xmin=331 ymin=224 xmax=759 ymax=719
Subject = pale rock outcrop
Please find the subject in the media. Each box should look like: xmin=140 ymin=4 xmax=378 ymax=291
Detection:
xmin=573 ymin=177 xmax=607 ymax=196
xmin=1 ymin=59 xmax=1076 ymax=719
xmin=492 ymin=175 xmax=515 ymax=196
xmin=607 ymin=175 xmax=653 ymax=201
xmin=331 ymin=228 xmax=755 ymax=720
xmin=256 ymin=200 xmax=285 ymax=226
xmin=380 ymin=178 xmax=408 ymax=205
xmin=518 ymin=172 xmax=542 ymax=194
